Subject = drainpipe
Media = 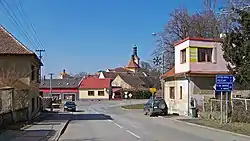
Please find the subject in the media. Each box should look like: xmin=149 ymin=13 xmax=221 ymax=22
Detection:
xmin=184 ymin=73 xmax=190 ymax=116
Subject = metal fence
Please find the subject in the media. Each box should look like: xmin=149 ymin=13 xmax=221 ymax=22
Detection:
xmin=198 ymin=97 xmax=250 ymax=123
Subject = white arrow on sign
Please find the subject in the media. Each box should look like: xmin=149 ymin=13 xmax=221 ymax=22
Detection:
xmin=213 ymin=84 xmax=216 ymax=90
xmin=233 ymin=76 xmax=236 ymax=82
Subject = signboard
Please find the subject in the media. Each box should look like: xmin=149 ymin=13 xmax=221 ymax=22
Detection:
xmin=149 ymin=88 xmax=157 ymax=94
xmin=124 ymin=94 xmax=128 ymax=99
xmin=128 ymin=93 xmax=132 ymax=98
xmin=215 ymin=75 xmax=235 ymax=92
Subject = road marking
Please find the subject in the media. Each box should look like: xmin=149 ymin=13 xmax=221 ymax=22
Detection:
xmin=114 ymin=123 xmax=123 ymax=129
xmin=126 ymin=130 xmax=141 ymax=139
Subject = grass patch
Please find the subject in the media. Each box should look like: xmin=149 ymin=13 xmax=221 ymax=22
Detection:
xmin=179 ymin=118 xmax=250 ymax=136
xmin=121 ymin=104 xmax=144 ymax=109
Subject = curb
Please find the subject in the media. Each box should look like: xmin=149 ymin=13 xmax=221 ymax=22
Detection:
xmin=166 ymin=117 xmax=250 ymax=139
xmin=120 ymin=107 xmax=129 ymax=111
xmin=54 ymin=120 xmax=70 ymax=141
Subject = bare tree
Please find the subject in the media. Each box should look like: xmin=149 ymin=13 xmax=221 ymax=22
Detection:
xmin=153 ymin=0 xmax=220 ymax=72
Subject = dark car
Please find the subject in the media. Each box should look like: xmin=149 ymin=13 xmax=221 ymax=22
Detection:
xmin=143 ymin=97 xmax=168 ymax=116
xmin=64 ymin=101 xmax=76 ymax=112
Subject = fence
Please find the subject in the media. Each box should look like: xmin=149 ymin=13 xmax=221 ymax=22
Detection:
xmin=198 ymin=97 xmax=250 ymax=123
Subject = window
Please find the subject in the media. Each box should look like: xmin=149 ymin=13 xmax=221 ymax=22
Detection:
xmin=88 ymin=91 xmax=94 ymax=96
xmin=198 ymin=48 xmax=212 ymax=62
xmin=180 ymin=86 xmax=182 ymax=99
xmin=169 ymin=87 xmax=175 ymax=99
xmin=98 ymin=91 xmax=105 ymax=96
xmin=31 ymin=65 xmax=35 ymax=81
xmin=180 ymin=49 xmax=186 ymax=63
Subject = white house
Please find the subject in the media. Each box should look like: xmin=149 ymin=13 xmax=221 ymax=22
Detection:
xmin=162 ymin=37 xmax=230 ymax=116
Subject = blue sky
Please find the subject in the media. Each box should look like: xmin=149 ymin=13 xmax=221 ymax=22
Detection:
xmin=0 ymin=0 xmax=225 ymax=78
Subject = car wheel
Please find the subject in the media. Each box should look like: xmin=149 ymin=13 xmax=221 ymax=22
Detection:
xmin=149 ymin=109 xmax=153 ymax=117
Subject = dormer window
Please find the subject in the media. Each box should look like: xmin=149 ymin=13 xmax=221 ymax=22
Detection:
xmin=180 ymin=48 xmax=186 ymax=63
xmin=66 ymin=83 xmax=69 ymax=85
xmin=58 ymin=83 xmax=61 ymax=85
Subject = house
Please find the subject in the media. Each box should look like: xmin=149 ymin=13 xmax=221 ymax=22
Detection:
xmin=0 ymin=25 xmax=42 ymax=120
xmin=79 ymin=78 xmax=112 ymax=100
xmin=39 ymin=77 xmax=83 ymax=101
xmin=162 ymin=37 xmax=230 ymax=116
xmin=111 ymin=73 xmax=158 ymax=98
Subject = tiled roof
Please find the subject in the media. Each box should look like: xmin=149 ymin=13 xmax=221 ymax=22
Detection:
xmin=39 ymin=77 xmax=83 ymax=88
xmin=0 ymin=25 xmax=35 ymax=55
xmin=162 ymin=67 xmax=175 ymax=77
xmin=127 ymin=56 xmax=139 ymax=68
xmin=119 ymin=73 xmax=145 ymax=88
xmin=102 ymin=72 xmax=118 ymax=79
xmin=79 ymin=78 xmax=111 ymax=89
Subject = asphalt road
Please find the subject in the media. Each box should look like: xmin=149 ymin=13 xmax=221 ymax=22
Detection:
xmin=59 ymin=100 xmax=250 ymax=141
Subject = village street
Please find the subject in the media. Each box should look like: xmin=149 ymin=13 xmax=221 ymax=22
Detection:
xmin=58 ymin=100 xmax=250 ymax=141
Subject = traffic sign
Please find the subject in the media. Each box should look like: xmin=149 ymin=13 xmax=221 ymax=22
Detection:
xmin=215 ymin=74 xmax=235 ymax=92
xmin=216 ymin=75 xmax=235 ymax=84
xmin=215 ymin=84 xmax=233 ymax=91
xmin=128 ymin=93 xmax=132 ymax=98
xmin=149 ymin=88 xmax=157 ymax=94
xmin=124 ymin=94 xmax=128 ymax=99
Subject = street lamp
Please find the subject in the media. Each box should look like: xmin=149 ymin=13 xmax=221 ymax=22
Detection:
xmin=152 ymin=32 xmax=165 ymax=99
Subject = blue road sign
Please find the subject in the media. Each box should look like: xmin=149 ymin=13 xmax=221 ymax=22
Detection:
xmin=215 ymin=74 xmax=235 ymax=91
xmin=216 ymin=83 xmax=233 ymax=91
xmin=216 ymin=75 xmax=235 ymax=84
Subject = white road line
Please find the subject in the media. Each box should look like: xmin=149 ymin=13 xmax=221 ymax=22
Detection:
xmin=114 ymin=123 xmax=123 ymax=129
xmin=126 ymin=130 xmax=141 ymax=139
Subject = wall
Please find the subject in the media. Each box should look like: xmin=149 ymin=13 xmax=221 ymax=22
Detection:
xmin=164 ymin=79 xmax=189 ymax=116
xmin=175 ymin=40 xmax=190 ymax=74
xmin=0 ymin=55 xmax=41 ymax=119
xmin=99 ymin=72 xmax=105 ymax=78
xmin=112 ymin=75 xmax=133 ymax=89
xmin=79 ymin=88 xmax=109 ymax=100
xmin=189 ymin=41 xmax=228 ymax=72
xmin=0 ymin=87 xmax=29 ymax=128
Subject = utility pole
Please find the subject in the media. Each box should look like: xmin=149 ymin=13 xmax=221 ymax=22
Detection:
xmin=35 ymin=49 xmax=45 ymax=81
xmin=49 ymin=73 xmax=54 ymax=111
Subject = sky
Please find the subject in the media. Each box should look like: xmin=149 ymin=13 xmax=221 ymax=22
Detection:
xmin=0 ymin=0 xmax=226 ymax=78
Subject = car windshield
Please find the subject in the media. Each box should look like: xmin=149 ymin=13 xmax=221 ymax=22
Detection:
xmin=65 ymin=102 xmax=75 ymax=105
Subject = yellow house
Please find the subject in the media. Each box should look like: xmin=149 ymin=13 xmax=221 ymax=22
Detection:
xmin=79 ymin=78 xmax=111 ymax=100
xmin=0 ymin=25 xmax=42 ymax=120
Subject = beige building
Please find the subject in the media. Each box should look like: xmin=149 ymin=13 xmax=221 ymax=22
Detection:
xmin=0 ymin=25 xmax=42 ymax=120
xmin=162 ymin=37 xmax=230 ymax=116
xmin=79 ymin=78 xmax=111 ymax=100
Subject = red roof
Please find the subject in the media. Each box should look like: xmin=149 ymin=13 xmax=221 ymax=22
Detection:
xmin=174 ymin=37 xmax=222 ymax=46
xmin=127 ymin=56 xmax=139 ymax=68
xmin=79 ymin=78 xmax=111 ymax=89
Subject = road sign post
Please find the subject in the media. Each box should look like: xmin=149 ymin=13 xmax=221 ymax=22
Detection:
xmin=215 ymin=74 xmax=235 ymax=124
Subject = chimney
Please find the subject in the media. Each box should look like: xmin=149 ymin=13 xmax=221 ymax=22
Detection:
xmin=133 ymin=44 xmax=137 ymax=56
xmin=63 ymin=69 xmax=66 ymax=73
xmin=43 ymin=75 xmax=46 ymax=80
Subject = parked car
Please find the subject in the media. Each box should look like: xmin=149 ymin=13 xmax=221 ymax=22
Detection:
xmin=143 ymin=97 xmax=168 ymax=116
xmin=64 ymin=101 xmax=76 ymax=112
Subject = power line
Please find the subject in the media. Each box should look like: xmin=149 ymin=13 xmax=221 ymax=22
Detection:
xmin=0 ymin=0 xmax=39 ymax=49
xmin=15 ymin=0 xmax=44 ymax=49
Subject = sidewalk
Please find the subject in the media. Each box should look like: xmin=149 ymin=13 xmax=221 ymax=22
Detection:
xmin=0 ymin=109 xmax=71 ymax=141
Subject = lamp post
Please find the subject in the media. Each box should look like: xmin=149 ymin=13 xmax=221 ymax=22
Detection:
xmin=48 ymin=73 xmax=54 ymax=111
xmin=152 ymin=32 xmax=165 ymax=99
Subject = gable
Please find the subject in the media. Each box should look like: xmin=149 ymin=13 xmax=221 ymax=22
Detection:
xmin=112 ymin=75 xmax=132 ymax=89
